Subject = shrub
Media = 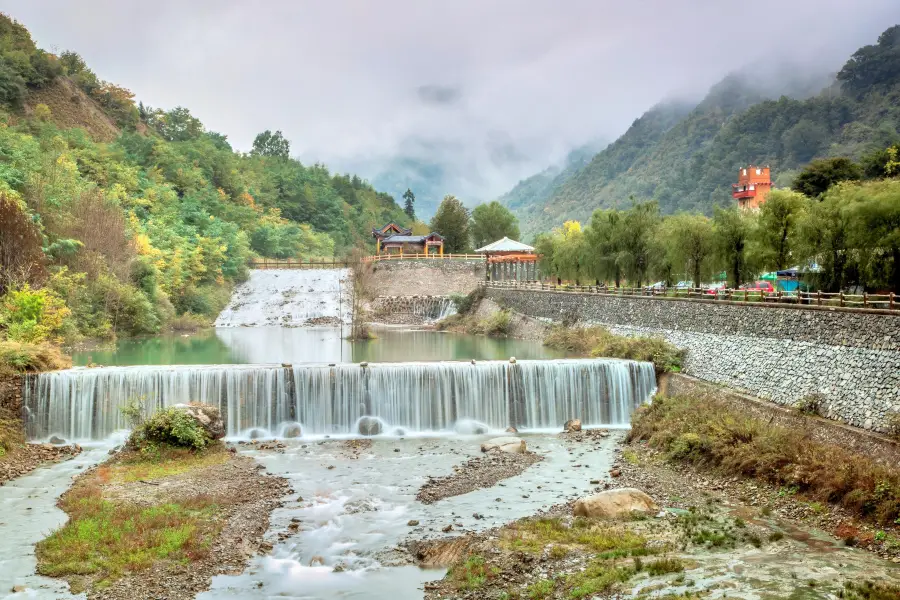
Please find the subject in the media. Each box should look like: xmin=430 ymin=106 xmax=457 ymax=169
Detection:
xmin=794 ymin=393 xmax=826 ymax=416
xmin=629 ymin=394 xmax=900 ymax=526
xmin=475 ymin=309 xmax=512 ymax=336
xmin=129 ymin=407 xmax=211 ymax=451
xmin=884 ymin=412 xmax=900 ymax=442
xmin=0 ymin=340 xmax=70 ymax=374
xmin=0 ymin=284 xmax=71 ymax=343
xmin=450 ymin=286 xmax=485 ymax=315
xmin=544 ymin=325 xmax=683 ymax=374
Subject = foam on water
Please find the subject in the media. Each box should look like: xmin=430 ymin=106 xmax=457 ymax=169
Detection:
xmin=23 ymin=359 xmax=657 ymax=441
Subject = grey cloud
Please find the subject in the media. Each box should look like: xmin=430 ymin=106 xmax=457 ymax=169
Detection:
xmin=417 ymin=84 xmax=462 ymax=106
xmin=5 ymin=0 xmax=899 ymax=214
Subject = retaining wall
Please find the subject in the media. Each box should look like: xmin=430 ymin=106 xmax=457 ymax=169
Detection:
xmin=369 ymin=260 xmax=485 ymax=297
xmin=486 ymin=288 xmax=900 ymax=432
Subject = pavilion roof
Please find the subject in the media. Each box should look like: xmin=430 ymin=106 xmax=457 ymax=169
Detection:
xmin=475 ymin=237 xmax=535 ymax=253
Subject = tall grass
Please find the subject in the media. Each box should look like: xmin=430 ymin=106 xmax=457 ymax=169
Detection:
xmin=544 ymin=326 xmax=683 ymax=374
xmin=629 ymin=394 xmax=900 ymax=525
xmin=0 ymin=340 xmax=70 ymax=375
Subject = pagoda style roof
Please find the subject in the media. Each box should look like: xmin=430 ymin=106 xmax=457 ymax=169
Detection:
xmin=475 ymin=237 xmax=535 ymax=253
xmin=382 ymin=232 xmax=444 ymax=244
xmin=372 ymin=222 xmax=412 ymax=238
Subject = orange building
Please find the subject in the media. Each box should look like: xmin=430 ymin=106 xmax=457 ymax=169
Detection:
xmin=732 ymin=165 xmax=772 ymax=210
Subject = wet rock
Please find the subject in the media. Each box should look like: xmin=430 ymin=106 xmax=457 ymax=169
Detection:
xmin=564 ymin=419 xmax=582 ymax=432
xmin=358 ymin=416 xmax=384 ymax=436
xmin=454 ymin=419 xmax=489 ymax=435
xmin=442 ymin=524 xmax=453 ymax=532
xmin=610 ymin=468 xmax=622 ymax=478
xmin=11 ymin=585 xmax=26 ymax=593
xmin=480 ymin=437 xmax=526 ymax=454
xmin=309 ymin=555 xmax=325 ymax=566
xmin=48 ymin=435 xmax=66 ymax=445
xmin=573 ymin=488 xmax=659 ymax=519
xmin=333 ymin=563 xmax=346 ymax=573
xmin=408 ymin=519 xmax=420 ymax=526
xmin=282 ymin=423 xmax=302 ymax=438
xmin=391 ymin=427 xmax=408 ymax=436
xmin=505 ymin=426 xmax=518 ymax=433
xmin=248 ymin=428 xmax=268 ymax=440
xmin=171 ymin=403 xmax=226 ymax=439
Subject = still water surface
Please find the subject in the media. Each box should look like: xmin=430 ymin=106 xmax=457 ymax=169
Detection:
xmin=71 ymin=327 xmax=565 ymax=366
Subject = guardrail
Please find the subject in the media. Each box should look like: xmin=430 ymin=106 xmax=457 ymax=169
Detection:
xmin=251 ymin=258 xmax=352 ymax=269
xmin=484 ymin=281 xmax=900 ymax=313
xmin=361 ymin=253 xmax=486 ymax=263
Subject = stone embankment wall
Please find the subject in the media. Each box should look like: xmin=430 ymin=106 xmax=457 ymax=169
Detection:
xmin=369 ymin=260 xmax=485 ymax=297
xmin=486 ymin=288 xmax=900 ymax=433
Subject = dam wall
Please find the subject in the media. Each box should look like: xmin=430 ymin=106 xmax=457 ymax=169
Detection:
xmin=23 ymin=359 xmax=656 ymax=440
xmin=485 ymin=287 xmax=900 ymax=433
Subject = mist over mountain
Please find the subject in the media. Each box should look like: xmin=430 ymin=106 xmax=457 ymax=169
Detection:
xmin=502 ymin=39 xmax=900 ymax=237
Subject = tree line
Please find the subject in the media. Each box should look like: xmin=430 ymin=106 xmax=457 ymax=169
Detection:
xmin=534 ymin=150 xmax=900 ymax=294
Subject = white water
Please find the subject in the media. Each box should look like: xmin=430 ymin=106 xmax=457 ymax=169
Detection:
xmin=215 ymin=270 xmax=351 ymax=327
xmin=0 ymin=442 xmax=116 ymax=599
xmin=199 ymin=433 xmax=622 ymax=599
xmin=23 ymin=359 xmax=656 ymax=441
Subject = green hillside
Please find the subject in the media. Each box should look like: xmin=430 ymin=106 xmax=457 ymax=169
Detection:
xmin=495 ymin=140 xmax=608 ymax=242
xmin=508 ymin=26 xmax=900 ymax=236
xmin=0 ymin=13 xmax=408 ymax=343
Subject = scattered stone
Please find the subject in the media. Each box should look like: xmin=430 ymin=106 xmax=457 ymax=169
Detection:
xmin=505 ymin=426 xmax=518 ymax=433
xmin=610 ymin=468 xmax=622 ymax=478
xmin=48 ymin=435 xmax=66 ymax=445
xmin=563 ymin=419 xmax=582 ymax=432
xmin=417 ymin=451 xmax=542 ymax=504
xmin=480 ymin=437 xmax=527 ymax=454
xmin=442 ymin=524 xmax=453 ymax=533
xmin=573 ymin=488 xmax=659 ymax=519
xmin=309 ymin=555 xmax=325 ymax=566
xmin=11 ymin=585 xmax=26 ymax=593
xmin=408 ymin=520 xmax=420 ymax=526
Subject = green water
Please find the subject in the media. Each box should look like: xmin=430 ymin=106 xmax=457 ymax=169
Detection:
xmin=71 ymin=327 xmax=565 ymax=366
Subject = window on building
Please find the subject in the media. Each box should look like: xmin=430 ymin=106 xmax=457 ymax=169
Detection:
xmin=756 ymin=168 xmax=762 ymax=175
xmin=743 ymin=169 xmax=747 ymax=176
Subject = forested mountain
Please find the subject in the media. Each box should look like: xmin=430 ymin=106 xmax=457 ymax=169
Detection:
xmin=505 ymin=26 xmax=900 ymax=237
xmin=494 ymin=140 xmax=608 ymax=240
xmin=0 ymin=13 xmax=408 ymax=340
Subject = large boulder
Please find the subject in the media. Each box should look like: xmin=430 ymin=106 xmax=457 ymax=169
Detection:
xmin=563 ymin=419 xmax=582 ymax=433
xmin=171 ymin=403 xmax=225 ymax=440
xmin=480 ymin=437 xmax=526 ymax=454
xmin=573 ymin=488 xmax=659 ymax=519
xmin=357 ymin=416 xmax=384 ymax=436
xmin=282 ymin=423 xmax=302 ymax=438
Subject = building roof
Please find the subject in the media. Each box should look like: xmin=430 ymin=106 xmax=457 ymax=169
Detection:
xmin=382 ymin=233 xmax=444 ymax=244
xmin=475 ymin=237 xmax=535 ymax=253
xmin=372 ymin=223 xmax=412 ymax=238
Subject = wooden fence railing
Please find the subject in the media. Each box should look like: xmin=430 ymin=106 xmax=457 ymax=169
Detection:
xmin=483 ymin=281 xmax=900 ymax=313
xmin=360 ymin=253 xmax=486 ymax=263
xmin=251 ymin=258 xmax=352 ymax=270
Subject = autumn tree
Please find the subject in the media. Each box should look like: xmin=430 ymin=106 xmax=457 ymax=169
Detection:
xmin=430 ymin=195 xmax=470 ymax=253
xmin=0 ymin=194 xmax=46 ymax=295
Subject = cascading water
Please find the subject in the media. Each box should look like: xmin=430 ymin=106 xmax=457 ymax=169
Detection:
xmin=23 ymin=359 xmax=656 ymax=440
xmin=214 ymin=269 xmax=351 ymax=327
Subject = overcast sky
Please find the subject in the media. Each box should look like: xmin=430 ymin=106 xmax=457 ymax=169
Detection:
xmin=4 ymin=0 xmax=899 ymax=206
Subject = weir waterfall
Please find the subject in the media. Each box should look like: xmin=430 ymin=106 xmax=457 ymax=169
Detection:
xmin=23 ymin=359 xmax=656 ymax=440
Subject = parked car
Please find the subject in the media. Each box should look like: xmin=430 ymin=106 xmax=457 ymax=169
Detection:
xmin=739 ymin=281 xmax=775 ymax=293
xmin=704 ymin=283 xmax=726 ymax=296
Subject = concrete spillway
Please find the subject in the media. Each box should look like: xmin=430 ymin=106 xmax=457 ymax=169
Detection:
xmin=214 ymin=269 xmax=351 ymax=327
xmin=23 ymin=359 xmax=656 ymax=440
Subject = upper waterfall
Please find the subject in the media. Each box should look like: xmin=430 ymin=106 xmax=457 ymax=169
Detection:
xmin=214 ymin=269 xmax=351 ymax=327
xmin=23 ymin=359 xmax=656 ymax=441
